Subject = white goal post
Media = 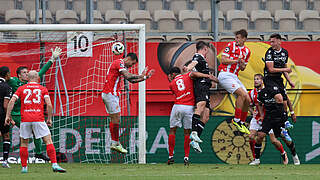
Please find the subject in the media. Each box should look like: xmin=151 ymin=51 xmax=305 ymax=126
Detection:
xmin=0 ymin=24 xmax=146 ymax=164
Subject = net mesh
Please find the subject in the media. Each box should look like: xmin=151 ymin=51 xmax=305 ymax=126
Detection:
xmin=0 ymin=30 xmax=141 ymax=163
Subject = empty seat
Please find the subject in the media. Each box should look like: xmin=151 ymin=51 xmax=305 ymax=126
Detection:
xmin=227 ymin=10 xmax=249 ymax=31
xmin=291 ymin=0 xmax=308 ymax=15
xmin=299 ymin=10 xmax=320 ymax=31
xmin=5 ymin=9 xmax=28 ymax=24
xmin=80 ymin=10 xmax=103 ymax=24
xmin=287 ymin=35 xmax=311 ymax=41
xmin=97 ymin=0 xmax=115 ymax=14
xmin=166 ymin=35 xmax=190 ymax=42
xmin=251 ymin=10 xmax=273 ymax=32
xmin=105 ymin=10 xmax=127 ymax=24
xmin=193 ymin=0 xmax=211 ymax=14
xmin=247 ymin=35 xmax=263 ymax=41
xmin=274 ymin=10 xmax=297 ymax=31
xmin=48 ymin=0 xmax=66 ymax=14
xmin=313 ymin=34 xmax=320 ymax=41
xmin=315 ymin=0 xmax=320 ymax=12
xmin=266 ymin=0 xmax=283 ymax=15
xmin=191 ymin=35 xmax=214 ymax=42
xmin=130 ymin=10 xmax=153 ymax=31
xmin=73 ymin=0 xmax=85 ymax=15
xmin=179 ymin=10 xmax=201 ymax=32
xmin=0 ymin=0 xmax=14 ymax=16
xmin=170 ymin=0 xmax=188 ymax=15
xmin=219 ymin=35 xmax=235 ymax=42
xmin=219 ymin=0 xmax=236 ymax=15
xmin=56 ymin=10 xmax=78 ymax=24
xmin=30 ymin=10 xmax=53 ymax=24
xmin=121 ymin=0 xmax=139 ymax=15
xmin=146 ymin=35 xmax=166 ymax=42
xmin=203 ymin=10 xmax=224 ymax=32
xmin=145 ymin=0 xmax=163 ymax=15
xmin=23 ymin=0 xmax=36 ymax=15
xmin=154 ymin=10 xmax=177 ymax=32
xmin=242 ymin=0 xmax=260 ymax=15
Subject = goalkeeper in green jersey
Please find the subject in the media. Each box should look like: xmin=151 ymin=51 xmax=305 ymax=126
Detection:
xmin=7 ymin=47 xmax=62 ymax=161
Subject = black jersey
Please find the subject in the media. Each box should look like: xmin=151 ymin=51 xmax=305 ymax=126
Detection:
xmin=192 ymin=53 xmax=211 ymax=85
xmin=264 ymin=47 xmax=288 ymax=77
xmin=257 ymin=88 xmax=280 ymax=119
xmin=0 ymin=78 xmax=12 ymax=115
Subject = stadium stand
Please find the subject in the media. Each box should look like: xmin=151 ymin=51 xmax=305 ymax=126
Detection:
xmin=179 ymin=10 xmax=201 ymax=32
xmin=191 ymin=35 xmax=214 ymax=42
xmin=105 ymin=10 xmax=127 ymax=24
xmin=251 ymin=10 xmax=273 ymax=32
xmin=120 ymin=0 xmax=140 ymax=15
xmin=97 ymin=0 xmax=115 ymax=14
xmin=129 ymin=10 xmax=153 ymax=31
xmin=287 ymin=35 xmax=312 ymax=41
xmin=266 ymin=0 xmax=286 ymax=16
xmin=315 ymin=0 xmax=320 ymax=12
xmin=56 ymin=9 xmax=78 ymax=24
xmin=0 ymin=0 xmax=14 ymax=17
xmin=166 ymin=35 xmax=190 ymax=42
xmin=219 ymin=0 xmax=236 ymax=15
xmin=291 ymin=0 xmax=308 ymax=16
xmin=73 ymin=0 xmax=86 ymax=15
xmin=22 ymin=0 xmax=37 ymax=15
xmin=299 ymin=10 xmax=320 ymax=31
xmin=80 ymin=10 xmax=104 ymax=24
xmin=275 ymin=10 xmax=297 ymax=32
xmin=30 ymin=10 xmax=53 ymax=24
xmin=202 ymin=10 xmax=224 ymax=32
xmin=154 ymin=10 xmax=177 ymax=32
xmin=145 ymin=0 xmax=164 ymax=15
xmin=193 ymin=0 xmax=211 ymax=14
xmin=227 ymin=10 xmax=249 ymax=31
xmin=242 ymin=0 xmax=261 ymax=16
xmin=5 ymin=9 xmax=28 ymax=24
xmin=48 ymin=0 xmax=66 ymax=14
xmin=146 ymin=35 xmax=166 ymax=42
xmin=170 ymin=0 xmax=188 ymax=15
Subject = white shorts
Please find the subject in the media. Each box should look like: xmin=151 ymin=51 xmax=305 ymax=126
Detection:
xmin=20 ymin=122 xmax=51 ymax=139
xmin=102 ymin=92 xmax=121 ymax=114
xmin=249 ymin=118 xmax=274 ymax=134
xmin=218 ymin=72 xmax=247 ymax=95
xmin=169 ymin=104 xmax=193 ymax=129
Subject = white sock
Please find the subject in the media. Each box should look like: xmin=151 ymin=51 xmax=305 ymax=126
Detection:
xmin=52 ymin=163 xmax=58 ymax=166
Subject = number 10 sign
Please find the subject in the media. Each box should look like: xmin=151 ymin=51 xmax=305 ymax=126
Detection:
xmin=67 ymin=32 xmax=93 ymax=57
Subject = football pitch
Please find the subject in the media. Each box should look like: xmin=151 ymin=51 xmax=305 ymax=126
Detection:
xmin=1 ymin=163 xmax=320 ymax=180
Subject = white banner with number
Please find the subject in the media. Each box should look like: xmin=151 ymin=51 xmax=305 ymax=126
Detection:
xmin=67 ymin=32 xmax=93 ymax=57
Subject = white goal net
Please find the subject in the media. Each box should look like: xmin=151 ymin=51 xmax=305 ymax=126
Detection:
xmin=0 ymin=24 xmax=146 ymax=164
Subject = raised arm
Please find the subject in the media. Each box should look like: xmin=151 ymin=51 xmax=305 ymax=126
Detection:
xmin=190 ymin=71 xmax=219 ymax=83
xmin=38 ymin=47 xmax=62 ymax=77
xmin=121 ymin=68 xmax=154 ymax=83
xmin=184 ymin=61 xmax=198 ymax=72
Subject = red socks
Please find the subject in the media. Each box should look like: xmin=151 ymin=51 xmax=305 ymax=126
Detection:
xmin=20 ymin=147 xmax=28 ymax=167
xmin=168 ymin=134 xmax=175 ymax=157
xmin=234 ymin=108 xmax=242 ymax=122
xmin=46 ymin=144 xmax=57 ymax=163
xmin=110 ymin=122 xmax=119 ymax=142
xmin=241 ymin=110 xmax=248 ymax=123
xmin=249 ymin=139 xmax=256 ymax=159
xmin=184 ymin=135 xmax=191 ymax=158
xmin=276 ymin=144 xmax=285 ymax=154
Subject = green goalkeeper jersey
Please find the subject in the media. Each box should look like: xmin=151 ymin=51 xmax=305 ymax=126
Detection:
xmin=8 ymin=61 xmax=53 ymax=116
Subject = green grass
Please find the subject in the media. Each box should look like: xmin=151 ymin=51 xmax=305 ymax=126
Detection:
xmin=1 ymin=163 xmax=320 ymax=180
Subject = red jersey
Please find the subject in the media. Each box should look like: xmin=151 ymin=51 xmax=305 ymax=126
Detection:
xmin=218 ymin=41 xmax=251 ymax=76
xmin=169 ymin=72 xmax=195 ymax=106
xmin=13 ymin=82 xmax=49 ymax=122
xmin=102 ymin=59 xmax=127 ymax=96
xmin=248 ymin=88 xmax=264 ymax=120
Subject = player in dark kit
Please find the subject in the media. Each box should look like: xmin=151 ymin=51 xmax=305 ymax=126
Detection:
xmin=253 ymin=85 xmax=288 ymax=164
xmin=263 ymin=33 xmax=295 ymax=130
xmin=185 ymin=41 xmax=219 ymax=152
xmin=0 ymin=66 xmax=12 ymax=168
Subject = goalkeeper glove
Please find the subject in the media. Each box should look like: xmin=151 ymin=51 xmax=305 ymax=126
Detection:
xmin=49 ymin=47 xmax=62 ymax=63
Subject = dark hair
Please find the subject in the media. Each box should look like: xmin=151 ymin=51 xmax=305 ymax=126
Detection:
xmin=234 ymin=29 xmax=248 ymax=38
xmin=16 ymin=66 xmax=28 ymax=76
xmin=196 ymin=41 xmax=209 ymax=51
xmin=270 ymin=33 xmax=281 ymax=40
xmin=254 ymin=73 xmax=264 ymax=80
xmin=126 ymin=52 xmax=138 ymax=62
xmin=169 ymin=67 xmax=181 ymax=75
xmin=0 ymin=66 xmax=10 ymax=78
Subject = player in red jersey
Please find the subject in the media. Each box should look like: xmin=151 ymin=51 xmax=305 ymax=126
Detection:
xmin=101 ymin=53 xmax=154 ymax=154
xmin=167 ymin=66 xmax=217 ymax=165
xmin=5 ymin=71 xmax=66 ymax=173
xmin=217 ymin=29 xmax=251 ymax=134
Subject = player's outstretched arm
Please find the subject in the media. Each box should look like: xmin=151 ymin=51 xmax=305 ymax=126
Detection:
xmin=5 ymin=96 xmax=17 ymax=126
xmin=38 ymin=47 xmax=62 ymax=77
xmin=190 ymin=71 xmax=219 ymax=83
xmin=44 ymin=96 xmax=53 ymax=127
xmin=121 ymin=67 xmax=155 ymax=83
xmin=184 ymin=61 xmax=198 ymax=72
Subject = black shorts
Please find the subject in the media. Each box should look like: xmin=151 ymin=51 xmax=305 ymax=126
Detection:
xmin=261 ymin=117 xmax=285 ymax=138
xmin=263 ymin=76 xmax=288 ymax=101
xmin=0 ymin=114 xmax=10 ymax=135
xmin=194 ymin=82 xmax=211 ymax=108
